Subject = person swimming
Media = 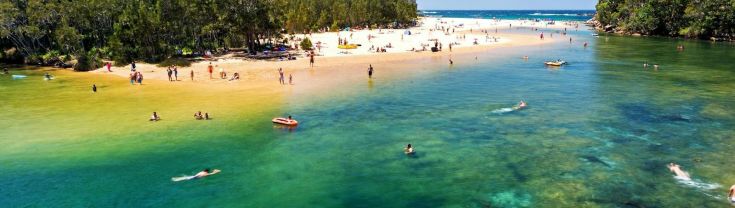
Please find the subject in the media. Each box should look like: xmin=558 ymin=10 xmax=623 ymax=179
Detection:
xmin=194 ymin=111 xmax=203 ymax=120
xmin=204 ymin=113 xmax=209 ymax=120
xmin=668 ymin=163 xmax=691 ymax=181
xmin=512 ymin=101 xmax=527 ymax=110
xmin=172 ymin=169 xmax=221 ymax=182
xmin=404 ymin=144 xmax=415 ymax=154
xmin=150 ymin=112 xmax=160 ymax=121
xmin=729 ymin=184 xmax=735 ymax=203
xmin=194 ymin=169 xmax=220 ymax=179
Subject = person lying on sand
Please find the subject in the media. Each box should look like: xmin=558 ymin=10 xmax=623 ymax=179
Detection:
xmin=668 ymin=163 xmax=691 ymax=180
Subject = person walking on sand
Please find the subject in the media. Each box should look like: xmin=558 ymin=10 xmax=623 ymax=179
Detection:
xmin=131 ymin=61 xmax=136 ymax=71
xmin=92 ymin=84 xmax=97 ymax=93
xmin=289 ymin=74 xmax=293 ymax=85
xmin=309 ymin=52 xmax=315 ymax=67
xmin=208 ymin=62 xmax=214 ymax=79
xmin=106 ymin=62 xmax=111 ymax=72
xmin=190 ymin=70 xmax=194 ymax=81
xmin=368 ymin=64 xmax=374 ymax=79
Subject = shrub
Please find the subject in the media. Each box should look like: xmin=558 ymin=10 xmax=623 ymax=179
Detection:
xmin=300 ymin=37 xmax=313 ymax=51
xmin=74 ymin=51 xmax=102 ymax=71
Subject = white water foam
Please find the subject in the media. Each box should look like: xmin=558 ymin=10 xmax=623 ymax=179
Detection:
xmin=491 ymin=107 xmax=514 ymax=114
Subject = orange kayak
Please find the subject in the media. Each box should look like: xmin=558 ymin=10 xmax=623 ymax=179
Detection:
xmin=272 ymin=118 xmax=298 ymax=126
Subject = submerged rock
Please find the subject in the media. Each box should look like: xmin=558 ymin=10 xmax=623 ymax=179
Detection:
xmin=488 ymin=190 xmax=532 ymax=208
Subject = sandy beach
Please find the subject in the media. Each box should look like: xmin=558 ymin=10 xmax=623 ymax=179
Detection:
xmin=94 ymin=18 xmax=581 ymax=85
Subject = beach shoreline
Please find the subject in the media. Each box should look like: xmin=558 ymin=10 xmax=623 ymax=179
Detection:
xmin=94 ymin=18 xmax=579 ymax=84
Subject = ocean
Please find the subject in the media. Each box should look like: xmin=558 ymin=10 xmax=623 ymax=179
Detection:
xmin=420 ymin=10 xmax=596 ymax=21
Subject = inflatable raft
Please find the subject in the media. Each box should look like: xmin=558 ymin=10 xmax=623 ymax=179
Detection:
xmin=272 ymin=118 xmax=298 ymax=126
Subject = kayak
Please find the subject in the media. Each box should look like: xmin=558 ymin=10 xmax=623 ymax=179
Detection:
xmin=272 ymin=118 xmax=298 ymax=126
xmin=544 ymin=61 xmax=566 ymax=66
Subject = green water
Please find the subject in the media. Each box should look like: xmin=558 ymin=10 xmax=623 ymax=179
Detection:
xmin=2 ymin=31 xmax=735 ymax=207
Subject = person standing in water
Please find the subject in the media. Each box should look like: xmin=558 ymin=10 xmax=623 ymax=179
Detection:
xmin=166 ymin=67 xmax=173 ymax=81
xmin=173 ymin=66 xmax=178 ymax=81
xmin=449 ymin=58 xmax=454 ymax=65
xmin=309 ymin=52 xmax=315 ymax=67
xmin=404 ymin=144 xmax=414 ymax=154
xmin=208 ymin=62 xmax=214 ymax=79
xmin=136 ymin=72 xmax=143 ymax=85
xmin=278 ymin=68 xmax=285 ymax=85
xmin=368 ymin=64 xmax=374 ymax=79
xmin=92 ymin=84 xmax=97 ymax=93
xmin=150 ymin=112 xmax=160 ymax=121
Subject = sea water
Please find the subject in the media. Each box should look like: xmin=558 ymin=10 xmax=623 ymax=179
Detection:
xmin=2 ymin=27 xmax=735 ymax=207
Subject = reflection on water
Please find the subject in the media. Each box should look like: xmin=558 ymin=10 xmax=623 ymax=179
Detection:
xmin=2 ymin=31 xmax=735 ymax=207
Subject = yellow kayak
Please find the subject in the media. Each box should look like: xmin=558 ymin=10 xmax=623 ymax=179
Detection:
xmin=338 ymin=44 xmax=358 ymax=49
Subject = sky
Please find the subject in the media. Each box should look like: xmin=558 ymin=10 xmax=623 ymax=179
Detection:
xmin=417 ymin=0 xmax=597 ymax=10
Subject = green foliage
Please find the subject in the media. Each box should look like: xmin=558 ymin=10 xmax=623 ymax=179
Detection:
xmin=0 ymin=0 xmax=418 ymax=65
xmin=300 ymin=37 xmax=313 ymax=51
xmin=74 ymin=50 xmax=102 ymax=71
xmin=596 ymin=0 xmax=735 ymax=39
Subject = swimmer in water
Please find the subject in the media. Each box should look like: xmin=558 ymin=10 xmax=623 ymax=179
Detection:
xmin=449 ymin=58 xmax=454 ymax=65
xmin=194 ymin=169 xmax=220 ymax=179
xmin=653 ymin=64 xmax=660 ymax=70
xmin=668 ymin=163 xmax=691 ymax=180
xmin=522 ymin=56 xmax=529 ymax=59
xmin=404 ymin=144 xmax=414 ymax=154
xmin=643 ymin=61 xmax=649 ymax=68
xmin=729 ymin=184 xmax=735 ymax=203
xmin=513 ymin=101 xmax=527 ymax=110
xmin=150 ymin=112 xmax=160 ymax=121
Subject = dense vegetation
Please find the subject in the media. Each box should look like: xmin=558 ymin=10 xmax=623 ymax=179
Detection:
xmin=595 ymin=0 xmax=735 ymax=40
xmin=0 ymin=0 xmax=417 ymax=70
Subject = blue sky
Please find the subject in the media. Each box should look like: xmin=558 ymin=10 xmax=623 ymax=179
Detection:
xmin=417 ymin=0 xmax=597 ymax=10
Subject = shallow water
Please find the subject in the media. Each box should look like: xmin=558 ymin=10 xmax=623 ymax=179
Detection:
xmin=2 ymin=30 xmax=735 ymax=207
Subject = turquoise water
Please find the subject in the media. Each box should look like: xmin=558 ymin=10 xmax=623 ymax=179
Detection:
xmin=420 ymin=10 xmax=595 ymax=21
xmin=2 ymin=29 xmax=735 ymax=207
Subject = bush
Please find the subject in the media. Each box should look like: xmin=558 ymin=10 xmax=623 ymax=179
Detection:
xmin=73 ymin=51 xmax=102 ymax=71
xmin=1 ymin=48 xmax=24 ymax=64
xmin=300 ymin=37 xmax=313 ymax=51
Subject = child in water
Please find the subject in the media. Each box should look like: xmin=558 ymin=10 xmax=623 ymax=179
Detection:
xmin=404 ymin=144 xmax=415 ymax=154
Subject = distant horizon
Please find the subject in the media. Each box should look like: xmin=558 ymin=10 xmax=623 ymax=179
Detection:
xmin=417 ymin=0 xmax=597 ymax=10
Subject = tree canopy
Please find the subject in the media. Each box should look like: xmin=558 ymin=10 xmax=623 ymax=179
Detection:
xmin=0 ymin=0 xmax=418 ymax=67
xmin=595 ymin=0 xmax=735 ymax=40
